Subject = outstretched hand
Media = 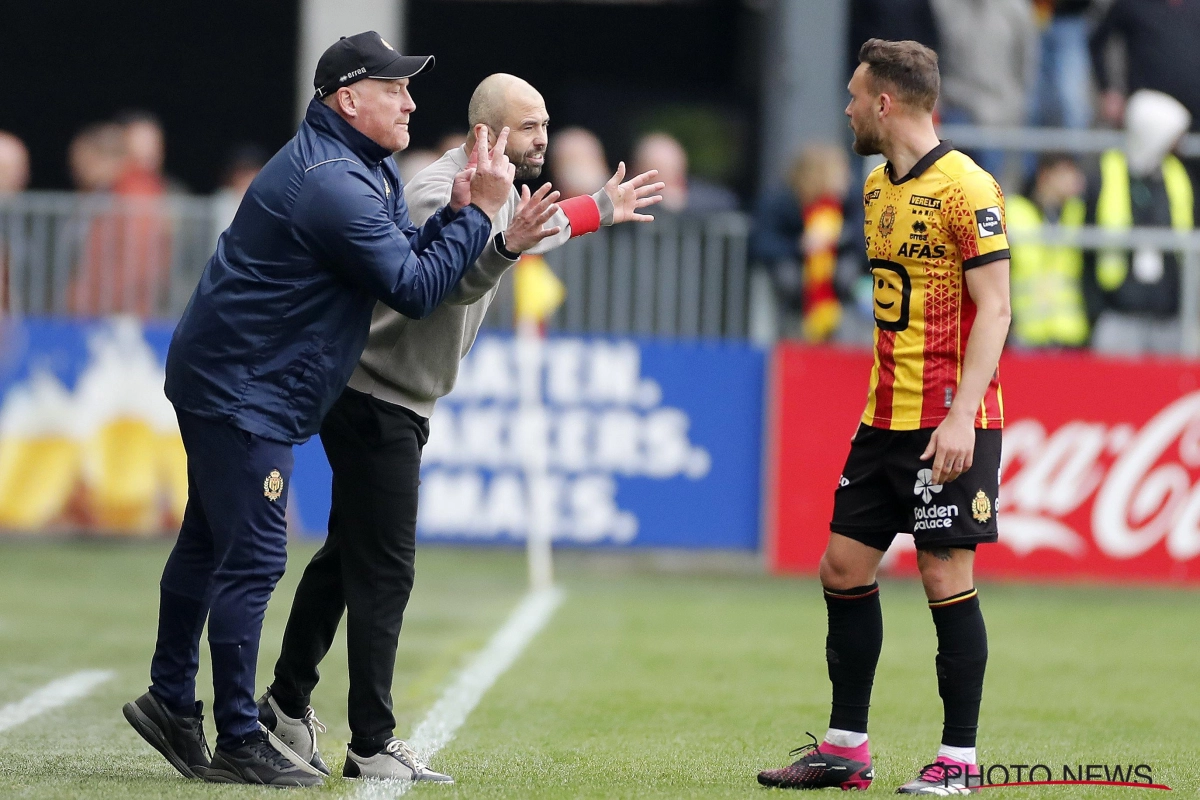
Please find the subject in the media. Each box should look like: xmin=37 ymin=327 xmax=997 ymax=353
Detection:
xmin=504 ymin=183 xmax=562 ymax=253
xmin=604 ymin=163 xmax=665 ymax=224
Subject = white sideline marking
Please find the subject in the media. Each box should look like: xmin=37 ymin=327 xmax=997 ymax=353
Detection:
xmin=354 ymin=586 xmax=564 ymax=799
xmin=0 ymin=670 xmax=115 ymax=733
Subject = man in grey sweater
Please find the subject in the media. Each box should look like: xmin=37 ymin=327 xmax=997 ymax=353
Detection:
xmin=259 ymin=73 xmax=664 ymax=782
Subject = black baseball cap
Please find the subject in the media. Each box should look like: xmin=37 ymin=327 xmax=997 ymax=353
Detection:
xmin=313 ymin=31 xmax=434 ymax=99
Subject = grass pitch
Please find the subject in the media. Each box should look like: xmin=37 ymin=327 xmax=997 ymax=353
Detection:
xmin=0 ymin=539 xmax=1196 ymax=798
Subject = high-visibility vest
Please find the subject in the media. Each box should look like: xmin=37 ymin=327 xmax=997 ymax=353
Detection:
xmin=1095 ymin=149 xmax=1193 ymax=291
xmin=1008 ymin=194 xmax=1090 ymax=346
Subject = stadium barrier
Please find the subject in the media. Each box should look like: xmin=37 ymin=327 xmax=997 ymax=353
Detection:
xmin=0 ymin=317 xmax=765 ymax=549
xmin=1 ymin=193 xmax=753 ymax=337
xmin=766 ymin=344 xmax=1200 ymax=583
xmin=937 ymin=123 xmax=1200 ymax=157
xmin=483 ymin=212 xmax=752 ymax=339
xmin=6 ymin=191 xmax=1200 ymax=354
xmin=290 ymin=332 xmax=766 ymax=549
xmin=7 ymin=315 xmax=1200 ymax=583
xmin=0 ymin=192 xmax=215 ymax=318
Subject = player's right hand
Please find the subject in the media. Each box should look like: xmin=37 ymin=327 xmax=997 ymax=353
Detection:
xmin=503 ymin=183 xmax=561 ymax=253
xmin=921 ymin=413 xmax=975 ymax=486
xmin=469 ymin=124 xmax=515 ymax=219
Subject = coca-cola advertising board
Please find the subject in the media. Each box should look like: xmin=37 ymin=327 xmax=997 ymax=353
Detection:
xmin=767 ymin=343 xmax=1200 ymax=582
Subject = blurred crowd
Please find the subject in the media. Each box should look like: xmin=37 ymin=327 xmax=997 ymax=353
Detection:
xmin=0 ymin=113 xmax=736 ymax=319
xmin=5 ymin=0 xmax=1200 ymax=355
xmin=399 ymin=127 xmax=739 ymax=214
xmin=754 ymin=0 xmax=1200 ymax=355
xmin=0 ymin=113 xmax=273 ymax=317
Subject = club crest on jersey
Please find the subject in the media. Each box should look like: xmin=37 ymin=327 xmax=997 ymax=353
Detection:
xmin=878 ymin=205 xmax=896 ymax=236
xmin=264 ymin=469 xmax=284 ymax=502
xmin=971 ymin=489 xmax=992 ymax=523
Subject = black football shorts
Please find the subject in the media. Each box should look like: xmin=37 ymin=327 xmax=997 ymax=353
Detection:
xmin=830 ymin=423 xmax=1001 ymax=551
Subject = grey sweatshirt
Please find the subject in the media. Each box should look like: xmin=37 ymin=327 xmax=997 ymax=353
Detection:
xmin=347 ymin=145 xmax=614 ymax=417
xmin=931 ymin=0 xmax=1037 ymax=127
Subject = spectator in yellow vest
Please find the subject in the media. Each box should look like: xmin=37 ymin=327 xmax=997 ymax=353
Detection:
xmin=1008 ymin=153 xmax=1089 ymax=348
xmin=1085 ymin=89 xmax=1193 ymax=356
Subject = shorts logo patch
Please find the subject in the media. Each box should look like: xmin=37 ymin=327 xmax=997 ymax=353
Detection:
xmin=263 ymin=469 xmax=284 ymax=502
xmin=975 ymin=206 xmax=1003 ymax=238
xmin=971 ymin=489 xmax=992 ymax=523
xmin=914 ymin=468 xmax=942 ymax=504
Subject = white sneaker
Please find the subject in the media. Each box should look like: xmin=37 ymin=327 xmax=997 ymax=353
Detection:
xmin=342 ymin=738 xmax=454 ymax=783
xmin=255 ymin=689 xmax=330 ymax=775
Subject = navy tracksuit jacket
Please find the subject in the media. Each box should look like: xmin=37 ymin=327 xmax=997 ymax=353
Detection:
xmin=149 ymin=97 xmax=492 ymax=749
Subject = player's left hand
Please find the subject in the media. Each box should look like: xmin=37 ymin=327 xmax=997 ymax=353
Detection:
xmin=604 ymin=162 xmax=665 ymax=224
xmin=921 ymin=412 xmax=975 ymax=486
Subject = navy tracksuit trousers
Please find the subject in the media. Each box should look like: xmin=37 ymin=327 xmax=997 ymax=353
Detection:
xmin=149 ymin=408 xmax=294 ymax=751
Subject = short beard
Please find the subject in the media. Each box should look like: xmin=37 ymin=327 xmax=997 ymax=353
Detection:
xmin=510 ymin=145 xmax=545 ymax=182
xmin=851 ymin=128 xmax=883 ymax=157
xmin=514 ymin=162 xmax=543 ymax=181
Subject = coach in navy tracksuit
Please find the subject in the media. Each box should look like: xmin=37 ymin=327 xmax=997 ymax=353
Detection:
xmin=122 ymin=32 xmax=515 ymax=786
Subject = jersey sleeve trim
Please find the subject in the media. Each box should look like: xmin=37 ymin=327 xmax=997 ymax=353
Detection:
xmin=963 ymin=249 xmax=1010 ymax=270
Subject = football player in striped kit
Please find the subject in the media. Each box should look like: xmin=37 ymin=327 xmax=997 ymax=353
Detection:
xmin=758 ymin=38 xmax=1010 ymax=795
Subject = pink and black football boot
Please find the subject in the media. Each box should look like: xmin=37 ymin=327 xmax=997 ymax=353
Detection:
xmin=895 ymin=757 xmax=981 ymax=794
xmin=757 ymin=732 xmax=874 ymax=791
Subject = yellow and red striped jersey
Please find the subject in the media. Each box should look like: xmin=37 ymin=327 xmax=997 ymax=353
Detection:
xmin=860 ymin=142 xmax=1008 ymax=430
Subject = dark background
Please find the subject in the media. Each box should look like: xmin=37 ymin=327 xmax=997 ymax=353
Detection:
xmin=0 ymin=1 xmax=299 ymax=193
xmin=0 ymin=0 xmax=760 ymax=196
xmin=406 ymin=0 xmax=761 ymax=194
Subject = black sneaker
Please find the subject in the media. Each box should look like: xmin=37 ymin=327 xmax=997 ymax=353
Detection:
xmin=757 ymin=733 xmax=874 ymax=790
xmin=203 ymin=724 xmax=326 ymax=787
xmin=122 ymin=692 xmax=212 ymax=779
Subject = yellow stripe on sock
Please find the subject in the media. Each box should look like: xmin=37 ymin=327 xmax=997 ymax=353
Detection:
xmin=928 ymin=588 xmax=977 ymax=608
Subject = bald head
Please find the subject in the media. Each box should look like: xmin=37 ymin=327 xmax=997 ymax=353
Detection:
xmin=468 ymin=74 xmax=539 ymax=131
xmin=0 ymin=131 xmax=29 ymax=194
xmin=467 ymin=73 xmax=549 ymax=180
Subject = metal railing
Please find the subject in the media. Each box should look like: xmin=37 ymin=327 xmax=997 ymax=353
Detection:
xmin=937 ymin=123 xmax=1200 ymax=157
xmin=1 ymin=193 xmax=755 ymax=338
xmin=8 ymin=189 xmax=1200 ymax=355
xmin=481 ymin=211 xmax=752 ymax=338
xmin=0 ymin=192 xmax=216 ymax=318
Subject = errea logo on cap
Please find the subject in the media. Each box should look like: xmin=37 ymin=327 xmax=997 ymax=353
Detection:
xmin=380 ymin=36 xmax=395 ymax=50
xmin=340 ymin=66 xmax=367 ymax=83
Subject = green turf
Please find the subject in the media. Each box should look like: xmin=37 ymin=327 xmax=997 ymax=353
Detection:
xmin=0 ymin=539 xmax=1196 ymax=798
